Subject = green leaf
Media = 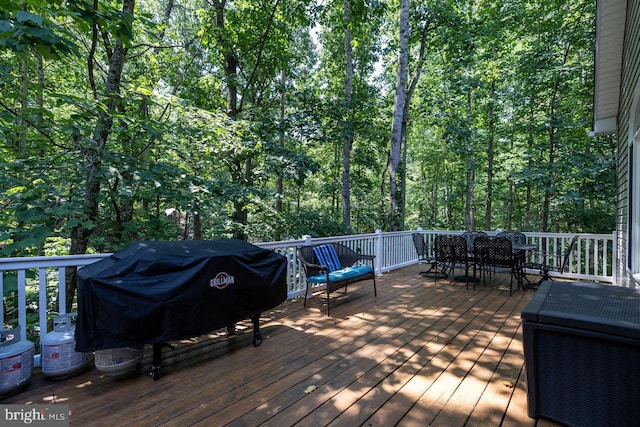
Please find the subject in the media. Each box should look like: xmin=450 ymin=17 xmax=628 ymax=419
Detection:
xmin=1 ymin=272 xmax=18 ymax=295
xmin=5 ymin=186 xmax=26 ymax=198
xmin=34 ymin=43 xmax=59 ymax=60
xmin=0 ymin=20 xmax=11 ymax=32
xmin=16 ymin=11 xmax=42 ymax=26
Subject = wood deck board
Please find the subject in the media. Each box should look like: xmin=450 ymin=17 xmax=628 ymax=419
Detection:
xmin=377 ymin=290 xmax=516 ymax=427
xmin=2 ymin=264 xmax=563 ymax=427
xmin=428 ymin=292 xmax=530 ymax=427
xmin=273 ymin=284 xmax=479 ymax=427
xmin=325 ymin=289 xmax=501 ymax=427
xmin=195 ymin=273 xmax=461 ymax=426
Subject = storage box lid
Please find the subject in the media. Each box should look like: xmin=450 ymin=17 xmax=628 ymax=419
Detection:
xmin=521 ymin=281 xmax=640 ymax=339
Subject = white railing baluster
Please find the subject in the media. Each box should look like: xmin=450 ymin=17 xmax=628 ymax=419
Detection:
xmin=39 ymin=268 xmax=47 ymax=342
xmin=59 ymin=267 xmax=66 ymax=314
xmin=17 ymin=269 xmax=27 ymax=342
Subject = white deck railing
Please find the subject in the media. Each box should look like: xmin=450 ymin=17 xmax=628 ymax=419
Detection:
xmin=0 ymin=230 xmax=615 ymax=366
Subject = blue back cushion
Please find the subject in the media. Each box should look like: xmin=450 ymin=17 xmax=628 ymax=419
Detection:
xmin=313 ymin=244 xmax=341 ymax=272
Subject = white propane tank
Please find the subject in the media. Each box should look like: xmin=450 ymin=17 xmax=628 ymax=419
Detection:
xmin=0 ymin=327 xmax=34 ymax=396
xmin=94 ymin=347 xmax=144 ymax=377
xmin=41 ymin=313 xmax=93 ymax=379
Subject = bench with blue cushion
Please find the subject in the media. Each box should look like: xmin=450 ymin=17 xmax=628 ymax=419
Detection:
xmin=297 ymin=243 xmax=377 ymax=316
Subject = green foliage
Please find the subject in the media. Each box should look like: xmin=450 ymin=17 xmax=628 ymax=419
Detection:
xmin=0 ymin=1 xmax=78 ymax=59
xmin=0 ymin=0 xmax=616 ymax=261
xmin=403 ymin=0 xmax=611 ymax=233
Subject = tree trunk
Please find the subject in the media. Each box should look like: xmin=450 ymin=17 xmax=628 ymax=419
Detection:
xmin=213 ymin=0 xmax=249 ymax=240
xmin=399 ymin=14 xmax=431 ymax=230
xmin=485 ymin=82 xmax=495 ymax=232
xmin=67 ymin=0 xmax=134 ymax=310
xmin=389 ymin=0 xmax=410 ymax=231
xmin=526 ymin=96 xmax=535 ymax=230
xmin=542 ymin=126 xmax=556 ymax=232
xmin=542 ymin=43 xmax=570 ymax=232
xmin=19 ymin=54 xmax=28 ymax=154
xmin=193 ymin=210 xmax=202 ymax=240
xmin=464 ymin=88 xmax=474 ymax=230
xmin=341 ymin=0 xmax=354 ymax=230
xmin=277 ymin=68 xmax=286 ymax=218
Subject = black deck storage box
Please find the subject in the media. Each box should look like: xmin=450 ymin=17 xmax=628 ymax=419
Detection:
xmin=521 ymin=281 xmax=640 ymax=427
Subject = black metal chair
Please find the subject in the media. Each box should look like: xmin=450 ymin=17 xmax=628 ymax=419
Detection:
xmin=412 ymin=233 xmax=445 ymax=278
xmin=434 ymin=235 xmax=470 ymax=285
xmin=495 ymin=231 xmax=530 ymax=269
xmin=510 ymin=231 xmax=529 ymax=270
xmin=496 ymin=231 xmax=514 ymax=242
xmin=473 ymin=236 xmax=520 ymax=295
xmin=512 ymin=232 xmax=527 ymax=245
xmin=462 ymin=231 xmax=488 ymax=253
xmin=526 ymin=235 xmax=579 ymax=287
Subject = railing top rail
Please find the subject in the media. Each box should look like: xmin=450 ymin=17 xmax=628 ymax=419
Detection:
xmin=256 ymin=233 xmax=380 ymax=250
xmin=0 ymin=230 xmax=614 ymax=270
xmin=0 ymin=253 xmax=110 ymax=271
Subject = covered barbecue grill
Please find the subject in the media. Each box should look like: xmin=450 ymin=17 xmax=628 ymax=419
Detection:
xmin=75 ymin=239 xmax=287 ymax=379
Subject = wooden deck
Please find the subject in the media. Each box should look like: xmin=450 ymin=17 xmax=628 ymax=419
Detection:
xmin=3 ymin=264 xmax=562 ymax=426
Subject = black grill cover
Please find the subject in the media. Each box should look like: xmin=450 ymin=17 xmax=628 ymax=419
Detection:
xmin=75 ymin=239 xmax=287 ymax=352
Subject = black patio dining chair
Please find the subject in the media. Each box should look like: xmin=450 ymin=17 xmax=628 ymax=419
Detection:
xmin=496 ymin=231 xmax=514 ymax=242
xmin=473 ymin=236 xmax=520 ymax=295
xmin=495 ymin=231 xmax=531 ymax=270
xmin=434 ymin=235 xmax=470 ymax=285
xmin=462 ymin=230 xmax=488 ymax=253
xmin=526 ymin=235 xmax=579 ymax=287
xmin=460 ymin=231 xmax=487 ymax=284
xmin=512 ymin=232 xmax=527 ymax=245
xmin=510 ymin=231 xmax=529 ymax=267
xmin=412 ymin=233 xmax=445 ymax=278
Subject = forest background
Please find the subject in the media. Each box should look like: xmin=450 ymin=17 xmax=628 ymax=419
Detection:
xmin=0 ymin=0 xmax=616 ymax=260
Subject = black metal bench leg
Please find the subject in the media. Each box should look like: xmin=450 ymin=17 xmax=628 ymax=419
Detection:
xmin=326 ymin=287 xmax=331 ymax=316
xmin=303 ymin=283 xmax=310 ymax=307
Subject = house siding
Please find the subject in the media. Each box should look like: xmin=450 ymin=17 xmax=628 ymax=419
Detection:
xmin=617 ymin=0 xmax=640 ymax=286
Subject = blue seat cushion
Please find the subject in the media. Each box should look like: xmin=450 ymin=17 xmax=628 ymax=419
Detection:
xmin=307 ymin=265 xmax=373 ymax=284
xmin=313 ymin=244 xmax=342 ymax=272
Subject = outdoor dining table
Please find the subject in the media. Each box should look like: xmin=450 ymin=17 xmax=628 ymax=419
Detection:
xmin=513 ymin=243 xmax=537 ymax=251
xmin=455 ymin=240 xmax=537 ymax=286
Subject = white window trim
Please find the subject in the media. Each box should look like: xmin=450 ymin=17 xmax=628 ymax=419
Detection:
xmin=629 ymin=83 xmax=640 ymax=277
